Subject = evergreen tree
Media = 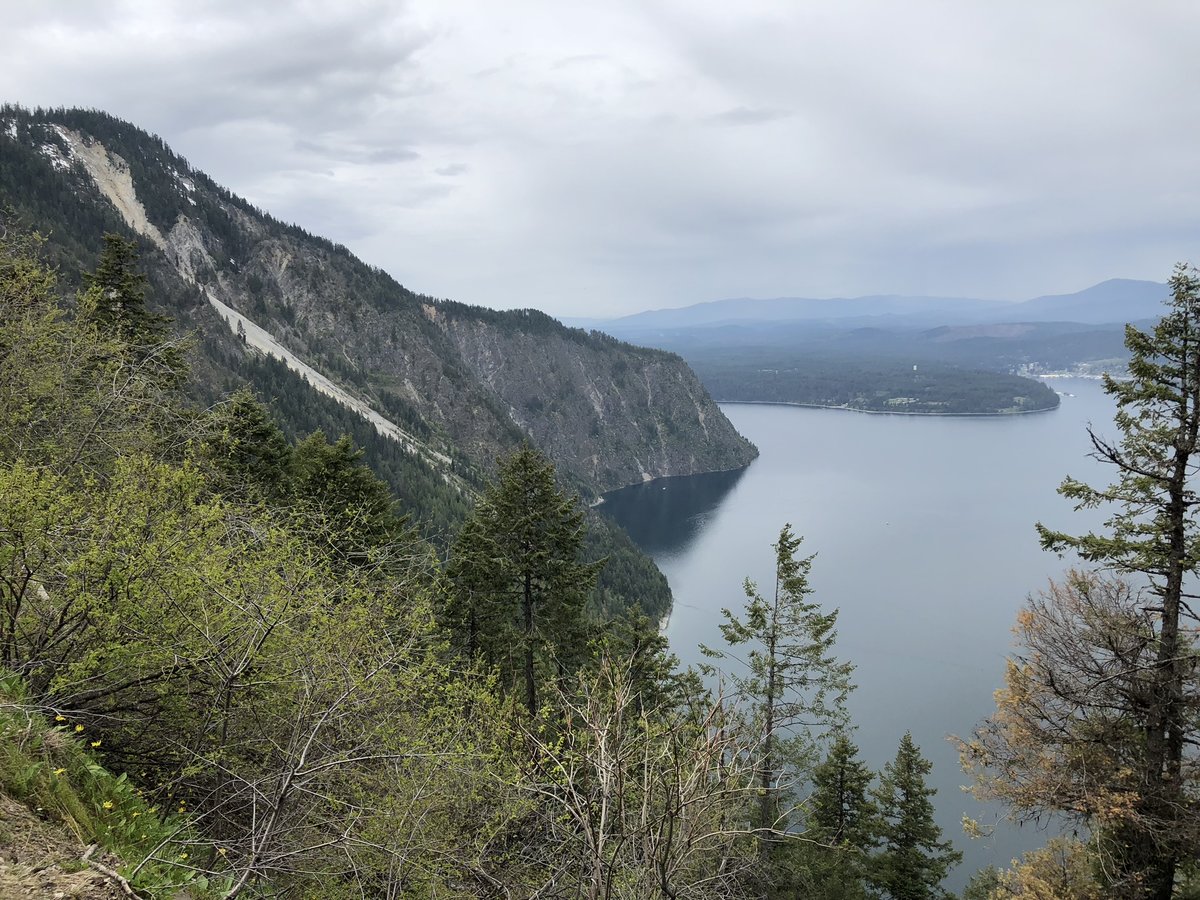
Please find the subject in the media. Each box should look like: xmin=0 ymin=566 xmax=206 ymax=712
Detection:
xmin=590 ymin=609 xmax=687 ymax=714
xmin=1029 ymin=263 xmax=1200 ymax=898
xmin=78 ymin=232 xmax=185 ymax=388
xmin=701 ymin=524 xmax=853 ymax=844
xmin=870 ymin=732 xmax=961 ymax=900
xmin=289 ymin=431 xmax=411 ymax=564
xmin=960 ymin=866 xmax=1003 ymax=900
xmin=445 ymin=446 xmax=602 ymax=714
xmin=199 ymin=388 xmax=293 ymax=500
xmin=80 ymin=232 xmax=168 ymax=344
xmin=797 ymin=732 xmax=876 ymax=899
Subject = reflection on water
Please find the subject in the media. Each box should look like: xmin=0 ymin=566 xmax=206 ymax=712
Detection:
xmin=598 ymin=466 xmax=748 ymax=559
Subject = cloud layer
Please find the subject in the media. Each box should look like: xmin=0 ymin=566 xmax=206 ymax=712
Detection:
xmin=5 ymin=0 xmax=1199 ymax=315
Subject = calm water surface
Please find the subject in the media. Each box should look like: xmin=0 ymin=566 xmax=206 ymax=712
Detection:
xmin=600 ymin=378 xmax=1114 ymax=890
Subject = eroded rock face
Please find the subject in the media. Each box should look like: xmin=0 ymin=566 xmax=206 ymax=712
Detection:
xmin=434 ymin=310 xmax=757 ymax=490
xmin=2 ymin=107 xmax=758 ymax=494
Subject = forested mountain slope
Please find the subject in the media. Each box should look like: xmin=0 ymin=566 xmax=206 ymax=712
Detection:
xmin=0 ymin=104 xmax=756 ymax=502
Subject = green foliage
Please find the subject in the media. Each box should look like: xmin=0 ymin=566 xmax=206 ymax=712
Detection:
xmin=702 ymin=524 xmax=853 ymax=840
xmin=689 ymin=348 xmax=1060 ymax=415
xmin=870 ymin=732 xmax=962 ymax=900
xmin=1038 ymin=264 xmax=1200 ymax=575
xmin=961 ymin=866 xmax=1002 ymax=900
xmin=588 ymin=609 xmax=692 ymax=713
xmin=287 ymin=430 xmax=414 ymax=563
xmin=213 ymin=352 xmax=473 ymax=541
xmin=81 ymin=233 xmax=164 ymax=341
xmin=1029 ymin=264 xmax=1200 ymax=898
xmin=584 ymin=511 xmax=672 ymax=621
xmin=790 ymin=732 xmax=877 ymax=899
xmin=197 ymin=388 xmax=293 ymax=500
xmin=0 ymin=672 xmax=224 ymax=897
xmin=0 ymin=220 xmax=188 ymax=480
xmin=445 ymin=446 xmax=602 ymax=714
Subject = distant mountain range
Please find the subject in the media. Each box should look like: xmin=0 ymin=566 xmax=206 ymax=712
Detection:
xmin=570 ymin=278 xmax=1168 ymax=335
xmin=561 ymin=276 xmax=1169 ymax=417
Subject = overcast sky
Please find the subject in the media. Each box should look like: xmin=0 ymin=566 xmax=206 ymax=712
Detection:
xmin=4 ymin=1 xmax=1199 ymax=317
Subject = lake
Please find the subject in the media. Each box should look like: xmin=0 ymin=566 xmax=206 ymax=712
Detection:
xmin=599 ymin=378 xmax=1114 ymax=891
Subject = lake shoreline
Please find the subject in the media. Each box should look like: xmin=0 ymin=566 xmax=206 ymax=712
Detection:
xmin=716 ymin=398 xmax=1060 ymax=418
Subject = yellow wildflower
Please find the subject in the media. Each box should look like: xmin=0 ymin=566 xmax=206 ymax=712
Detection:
xmin=54 ymin=714 xmax=66 ymax=722
xmin=53 ymin=768 xmax=66 ymax=776
xmin=102 ymin=800 xmax=113 ymax=810
xmin=74 ymin=725 xmax=84 ymax=732
xmin=90 ymin=740 xmax=101 ymax=748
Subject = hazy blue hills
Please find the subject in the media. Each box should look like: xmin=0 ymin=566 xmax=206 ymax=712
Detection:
xmin=1011 ymin=278 xmax=1168 ymax=324
xmin=572 ymin=278 xmax=1170 ymax=416
xmin=578 ymin=278 xmax=1168 ymax=335
xmin=579 ymin=294 xmax=1008 ymax=330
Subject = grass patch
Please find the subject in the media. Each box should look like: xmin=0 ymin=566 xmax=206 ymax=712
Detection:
xmin=0 ymin=670 xmax=227 ymax=898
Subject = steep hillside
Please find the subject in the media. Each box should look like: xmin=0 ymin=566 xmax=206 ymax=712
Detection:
xmin=435 ymin=303 xmax=756 ymax=486
xmin=0 ymin=676 xmax=211 ymax=899
xmin=0 ymin=105 xmax=756 ymax=502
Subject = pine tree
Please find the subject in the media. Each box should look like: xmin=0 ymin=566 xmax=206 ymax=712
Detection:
xmin=199 ymin=389 xmax=293 ymax=500
xmin=803 ymin=732 xmax=876 ymax=896
xmin=78 ymin=232 xmax=184 ymax=386
xmin=1031 ymin=263 xmax=1200 ymax=898
xmin=870 ymin=732 xmax=961 ymax=900
xmin=445 ymin=446 xmax=601 ymax=714
xmin=288 ymin=431 xmax=410 ymax=564
xmin=80 ymin=233 xmax=167 ymax=344
xmin=702 ymin=524 xmax=853 ymax=844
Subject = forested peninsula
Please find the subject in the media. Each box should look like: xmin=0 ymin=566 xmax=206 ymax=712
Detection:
xmin=672 ymin=351 xmax=1060 ymax=416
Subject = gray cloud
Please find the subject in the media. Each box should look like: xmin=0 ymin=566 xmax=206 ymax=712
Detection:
xmin=3 ymin=0 xmax=1200 ymax=316
xmin=708 ymin=107 xmax=793 ymax=126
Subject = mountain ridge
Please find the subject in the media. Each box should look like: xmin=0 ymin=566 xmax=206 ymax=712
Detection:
xmin=0 ymin=104 xmax=757 ymax=502
xmin=574 ymin=277 xmax=1168 ymax=334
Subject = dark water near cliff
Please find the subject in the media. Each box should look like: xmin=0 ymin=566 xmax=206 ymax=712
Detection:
xmin=599 ymin=379 xmax=1113 ymax=890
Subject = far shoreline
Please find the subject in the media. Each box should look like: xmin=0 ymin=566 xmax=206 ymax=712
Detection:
xmin=715 ymin=398 xmax=1061 ymax=418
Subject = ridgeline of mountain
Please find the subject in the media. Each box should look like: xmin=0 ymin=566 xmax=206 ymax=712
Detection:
xmin=584 ymin=279 xmax=1168 ymax=334
xmin=0 ymin=105 xmax=756 ymax=503
xmin=571 ymin=277 xmax=1169 ymax=416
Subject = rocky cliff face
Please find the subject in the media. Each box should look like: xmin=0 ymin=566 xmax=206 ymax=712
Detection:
xmin=0 ymin=106 xmax=757 ymax=495
xmin=434 ymin=306 xmax=756 ymax=489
